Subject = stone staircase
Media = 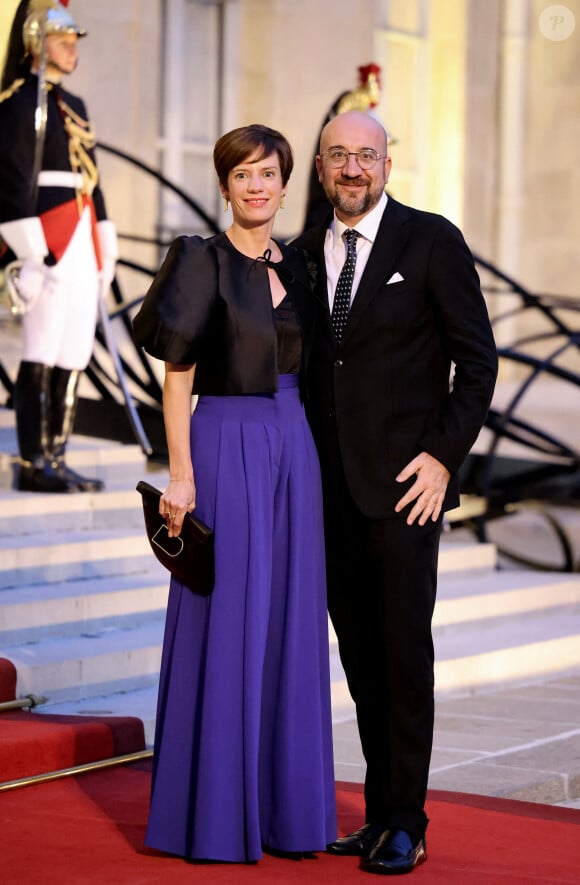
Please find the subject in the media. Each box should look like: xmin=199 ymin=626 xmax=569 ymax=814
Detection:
xmin=2 ymin=407 xmax=580 ymax=746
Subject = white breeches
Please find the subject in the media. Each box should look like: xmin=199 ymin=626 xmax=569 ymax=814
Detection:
xmin=21 ymin=207 xmax=100 ymax=370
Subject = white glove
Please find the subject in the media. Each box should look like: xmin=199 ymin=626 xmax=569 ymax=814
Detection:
xmin=15 ymin=258 xmax=54 ymax=309
xmin=97 ymin=220 xmax=118 ymax=296
xmin=0 ymin=216 xmax=48 ymax=260
xmin=100 ymin=256 xmax=116 ymax=295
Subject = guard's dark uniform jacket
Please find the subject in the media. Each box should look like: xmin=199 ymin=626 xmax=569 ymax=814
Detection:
xmin=0 ymin=73 xmax=107 ymax=268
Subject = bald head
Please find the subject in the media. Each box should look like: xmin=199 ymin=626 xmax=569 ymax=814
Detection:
xmin=319 ymin=111 xmax=388 ymax=156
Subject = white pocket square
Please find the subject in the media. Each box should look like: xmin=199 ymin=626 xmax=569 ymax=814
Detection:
xmin=386 ymin=272 xmax=404 ymax=284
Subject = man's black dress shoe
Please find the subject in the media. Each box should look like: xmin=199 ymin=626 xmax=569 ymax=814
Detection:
xmin=326 ymin=823 xmax=385 ymax=856
xmin=361 ymin=828 xmax=427 ymax=875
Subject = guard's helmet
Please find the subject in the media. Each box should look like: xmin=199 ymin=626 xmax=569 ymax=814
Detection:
xmin=23 ymin=1 xmax=87 ymax=58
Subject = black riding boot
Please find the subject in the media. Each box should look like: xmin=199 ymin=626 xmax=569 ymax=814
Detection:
xmin=49 ymin=367 xmax=104 ymax=493
xmin=14 ymin=361 xmax=75 ymax=492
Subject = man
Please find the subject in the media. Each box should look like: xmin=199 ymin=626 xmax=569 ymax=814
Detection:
xmin=302 ymin=63 xmax=384 ymax=231
xmin=0 ymin=0 xmax=118 ymax=492
xmin=294 ymin=111 xmax=497 ymax=874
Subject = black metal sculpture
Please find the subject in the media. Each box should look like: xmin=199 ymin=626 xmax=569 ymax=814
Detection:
xmin=455 ymin=258 xmax=580 ymax=571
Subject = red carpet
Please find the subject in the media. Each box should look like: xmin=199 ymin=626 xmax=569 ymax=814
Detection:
xmin=1 ymin=763 xmax=579 ymax=884
xmin=0 ymin=657 xmax=145 ymax=781
xmin=0 ymin=710 xmax=146 ymax=780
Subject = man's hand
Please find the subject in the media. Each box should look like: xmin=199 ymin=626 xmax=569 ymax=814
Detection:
xmin=395 ymin=452 xmax=451 ymax=526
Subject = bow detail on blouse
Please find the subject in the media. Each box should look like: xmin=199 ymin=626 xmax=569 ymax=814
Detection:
xmin=250 ymin=248 xmax=295 ymax=286
xmin=256 ymin=247 xmax=274 ymax=267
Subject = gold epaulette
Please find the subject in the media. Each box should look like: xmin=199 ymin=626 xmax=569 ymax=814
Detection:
xmin=0 ymin=78 xmax=25 ymax=105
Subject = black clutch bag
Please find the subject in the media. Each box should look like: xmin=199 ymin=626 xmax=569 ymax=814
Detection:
xmin=136 ymin=480 xmax=215 ymax=596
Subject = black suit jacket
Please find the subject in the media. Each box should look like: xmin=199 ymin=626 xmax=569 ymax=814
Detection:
xmin=294 ymin=197 xmax=498 ymax=519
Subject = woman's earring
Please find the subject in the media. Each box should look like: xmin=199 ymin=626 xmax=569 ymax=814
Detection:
xmin=223 ymin=197 xmax=229 ymax=212
xmin=280 ymin=194 xmax=285 ymax=209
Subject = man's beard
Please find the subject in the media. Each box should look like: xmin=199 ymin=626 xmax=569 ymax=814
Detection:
xmin=332 ymin=188 xmax=373 ymax=218
xmin=328 ymin=178 xmax=380 ymax=218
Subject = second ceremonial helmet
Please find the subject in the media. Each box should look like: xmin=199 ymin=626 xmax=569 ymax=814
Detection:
xmin=23 ymin=1 xmax=87 ymax=58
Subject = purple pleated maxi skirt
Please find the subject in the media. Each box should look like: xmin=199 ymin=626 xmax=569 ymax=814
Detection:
xmin=145 ymin=374 xmax=337 ymax=862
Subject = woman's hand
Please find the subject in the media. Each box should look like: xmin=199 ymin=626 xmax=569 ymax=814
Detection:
xmin=160 ymin=477 xmax=196 ymax=538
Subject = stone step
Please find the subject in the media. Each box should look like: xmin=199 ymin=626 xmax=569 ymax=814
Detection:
xmin=0 ymin=572 xmax=168 ymax=645
xmin=1 ymin=531 xmax=493 ymax=575
xmin=0 ymin=537 xmax=498 ymax=745
xmin=35 ymin=597 xmax=580 ymax=745
xmin=0 ymin=414 xmax=141 ymax=456
xmin=0 ymin=528 xmax=155 ymax=589
xmin=434 ymin=605 xmax=580 ymax=692
xmin=438 ymin=537 xmax=497 ymax=572
xmin=0 ymin=544 xmax=504 ymax=713
xmin=0 ymin=514 xmax=498 ymax=593
xmin=31 ymin=685 xmax=161 ymax=748
xmin=0 ymin=410 xmax=167 ymax=494
xmin=13 ymin=565 xmax=580 ymax=741
xmin=433 ymin=568 xmax=580 ymax=625
xmin=4 ymin=554 xmax=578 ymax=650
xmin=0 ymin=451 xmax=168 ymax=496
xmin=0 ymin=440 xmax=146 ymax=470
xmin=330 ymin=567 xmax=580 ymax=720
xmin=0 ymin=486 xmax=166 ymax=536
xmin=3 ymin=621 xmax=164 ymax=705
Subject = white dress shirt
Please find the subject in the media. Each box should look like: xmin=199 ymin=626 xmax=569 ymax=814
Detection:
xmin=324 ymin=191 xmax=388 ymax=313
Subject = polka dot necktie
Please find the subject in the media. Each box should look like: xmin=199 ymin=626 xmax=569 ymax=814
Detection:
xmin=331 ymin=229 xmax=359 ymax=343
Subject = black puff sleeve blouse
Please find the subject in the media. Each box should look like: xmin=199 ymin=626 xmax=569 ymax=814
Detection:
xmin=132 ymin=232 xmax=316 ymax=398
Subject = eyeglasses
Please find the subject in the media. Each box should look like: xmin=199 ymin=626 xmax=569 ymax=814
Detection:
xmin=322 ymin=148 xmax=386 ymax=170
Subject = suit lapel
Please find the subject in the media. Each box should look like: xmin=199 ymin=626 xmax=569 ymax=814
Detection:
xmin=295 ymin=225 xmax=329 ymax=309
xmin=342 ymin=197 xmax=412 ymax=344
xmin=293 ymin=226 xmax=334 ymax=350
xmin=279 ymin=241 xmax=315 ymax=332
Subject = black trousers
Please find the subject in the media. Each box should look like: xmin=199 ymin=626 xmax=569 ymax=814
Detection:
xmin=321 ymin=444 xmax=441 ymax=839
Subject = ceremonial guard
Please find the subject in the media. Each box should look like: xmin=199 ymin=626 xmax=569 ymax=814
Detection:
xmin=0 ymin=0 xmax=118 ymax=492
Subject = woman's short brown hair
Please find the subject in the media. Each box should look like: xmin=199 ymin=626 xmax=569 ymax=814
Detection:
xmin=213 ymin=124 xmax=294 ymax=189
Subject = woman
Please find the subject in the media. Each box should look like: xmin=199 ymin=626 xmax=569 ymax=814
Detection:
xmin=132 ymin=124 xmax=337 ymax=863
